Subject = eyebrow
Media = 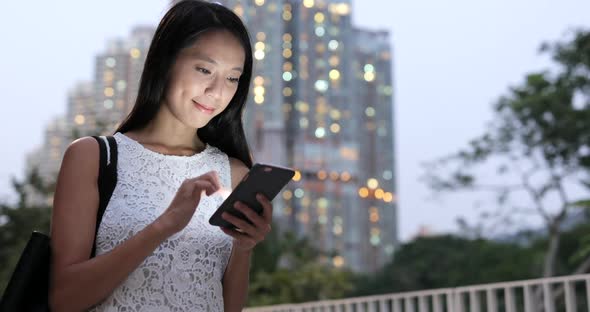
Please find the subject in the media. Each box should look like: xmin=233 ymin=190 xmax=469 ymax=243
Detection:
xmin=191 ymin=53 xmax=243 ymax=73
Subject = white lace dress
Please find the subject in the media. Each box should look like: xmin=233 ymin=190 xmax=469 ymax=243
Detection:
xmin=88 ymin=132 xmax=234 ymax=312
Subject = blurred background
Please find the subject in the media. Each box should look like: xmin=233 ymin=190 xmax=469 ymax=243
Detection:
xmin=1 ymin=0 xmax=590 ymax=309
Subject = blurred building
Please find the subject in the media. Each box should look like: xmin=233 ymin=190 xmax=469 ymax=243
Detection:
xmin=352 ymin=27 xmax=397 ymax=270
xmin=24 ymin=27 xmax=154 ymax=206
xmin=94 ymin=26 xmax=154 ymax=132
xmin=68 ymin=82 xmax=96 ymax=137
xmin=31 ymin=116 xmax=70 ymax=183
xmin=412 ymin=225 xmax=436 ymax=239
xmin=23 ymin=116 xmax=70 ymax=207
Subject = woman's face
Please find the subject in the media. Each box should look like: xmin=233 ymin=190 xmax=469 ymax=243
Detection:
xmin=164 ymin=29 xmax=246 ymax=129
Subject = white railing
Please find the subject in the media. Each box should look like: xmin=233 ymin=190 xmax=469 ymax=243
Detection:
xmin=244 ymin=273 xmax=590 ymax=312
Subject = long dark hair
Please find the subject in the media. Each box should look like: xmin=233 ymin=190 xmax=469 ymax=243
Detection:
xmin=114 ymin=0 xmax=253 ymax=168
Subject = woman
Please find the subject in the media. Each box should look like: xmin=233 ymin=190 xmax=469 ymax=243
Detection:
xmin=48 ymin=1 xmax=271 ymax=311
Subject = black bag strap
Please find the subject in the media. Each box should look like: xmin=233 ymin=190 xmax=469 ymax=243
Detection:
xmin=90 ymin=135 xmax=118 ymax=258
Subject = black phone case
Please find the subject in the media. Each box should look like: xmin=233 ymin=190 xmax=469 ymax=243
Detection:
xmin=208 ymin=163 xmax=295 ymax=229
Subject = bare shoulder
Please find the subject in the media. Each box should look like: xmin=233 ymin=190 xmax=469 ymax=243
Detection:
xmin=64 ymin=137 xmax=101 ymax=170
xmin=228 ymin=157 xmax=249 ymax=190
xmin=50 ymin=136 xmax=102 ymax=268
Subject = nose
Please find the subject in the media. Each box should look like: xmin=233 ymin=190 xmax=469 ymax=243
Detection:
xmin=204 ymin=76 xmax=223 ymax=100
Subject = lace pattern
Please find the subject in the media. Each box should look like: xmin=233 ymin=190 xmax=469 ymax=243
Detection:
xmin=88 ymin=132 xmax=233 ymax=312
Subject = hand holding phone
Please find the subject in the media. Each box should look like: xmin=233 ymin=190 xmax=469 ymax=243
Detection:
xmin=209 ymin=163 xmax=295 ymax=229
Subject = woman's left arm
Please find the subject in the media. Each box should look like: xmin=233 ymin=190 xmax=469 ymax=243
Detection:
xmin=221 ymin=158 xmax=274 ymax=311
xmin=221 ymin=245 xmax=252 ymax=311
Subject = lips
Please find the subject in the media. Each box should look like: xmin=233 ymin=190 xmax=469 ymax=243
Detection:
xmin=193 ymin=100 xmax=215 ymax=115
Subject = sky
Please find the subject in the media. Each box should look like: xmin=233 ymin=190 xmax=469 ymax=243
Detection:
xmin=1 ymin=0 xmax=589 ymax=242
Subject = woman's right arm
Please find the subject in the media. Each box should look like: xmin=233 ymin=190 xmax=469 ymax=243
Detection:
xmin=49 ymin=137 xmax=221 ymax=312
xmin=48 ymin=137 xmax=174 ymax=312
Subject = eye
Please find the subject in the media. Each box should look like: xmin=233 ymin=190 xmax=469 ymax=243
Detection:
xmin=227 ymin=77 xmax=240 ymax=84
xmin=195 ymin=67 xmax=211 ymax=74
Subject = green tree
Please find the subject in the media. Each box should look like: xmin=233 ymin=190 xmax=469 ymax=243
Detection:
xmin=351 ymin=235 xmax=538 ymax=297
xmin=0 ymin=167 xmax=53 ymax=293
xmin=247 ymin=229 xmax=355 ymax=306
xmin=423 ymin=28 xmax=590 ymax=278
xmin=248 ymin=262 xmax=355 ymax=306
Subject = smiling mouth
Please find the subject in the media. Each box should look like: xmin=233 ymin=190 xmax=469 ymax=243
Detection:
xmin=193 ymin=100 xmax=215 ymax=115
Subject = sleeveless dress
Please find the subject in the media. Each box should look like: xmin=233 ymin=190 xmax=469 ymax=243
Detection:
xmin=88 ymin=132 xmax=234 ymax=312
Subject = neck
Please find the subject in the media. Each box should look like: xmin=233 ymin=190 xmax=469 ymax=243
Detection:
xmin=123 ymin=101 xmax=210 ymax=155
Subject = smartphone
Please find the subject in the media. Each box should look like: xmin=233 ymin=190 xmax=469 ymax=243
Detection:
xmin=208 ymin=163 xmax=295 ymax=229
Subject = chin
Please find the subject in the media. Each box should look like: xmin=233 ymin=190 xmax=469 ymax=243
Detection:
xmin=191 ymin=117 xmax=214 ymax=129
